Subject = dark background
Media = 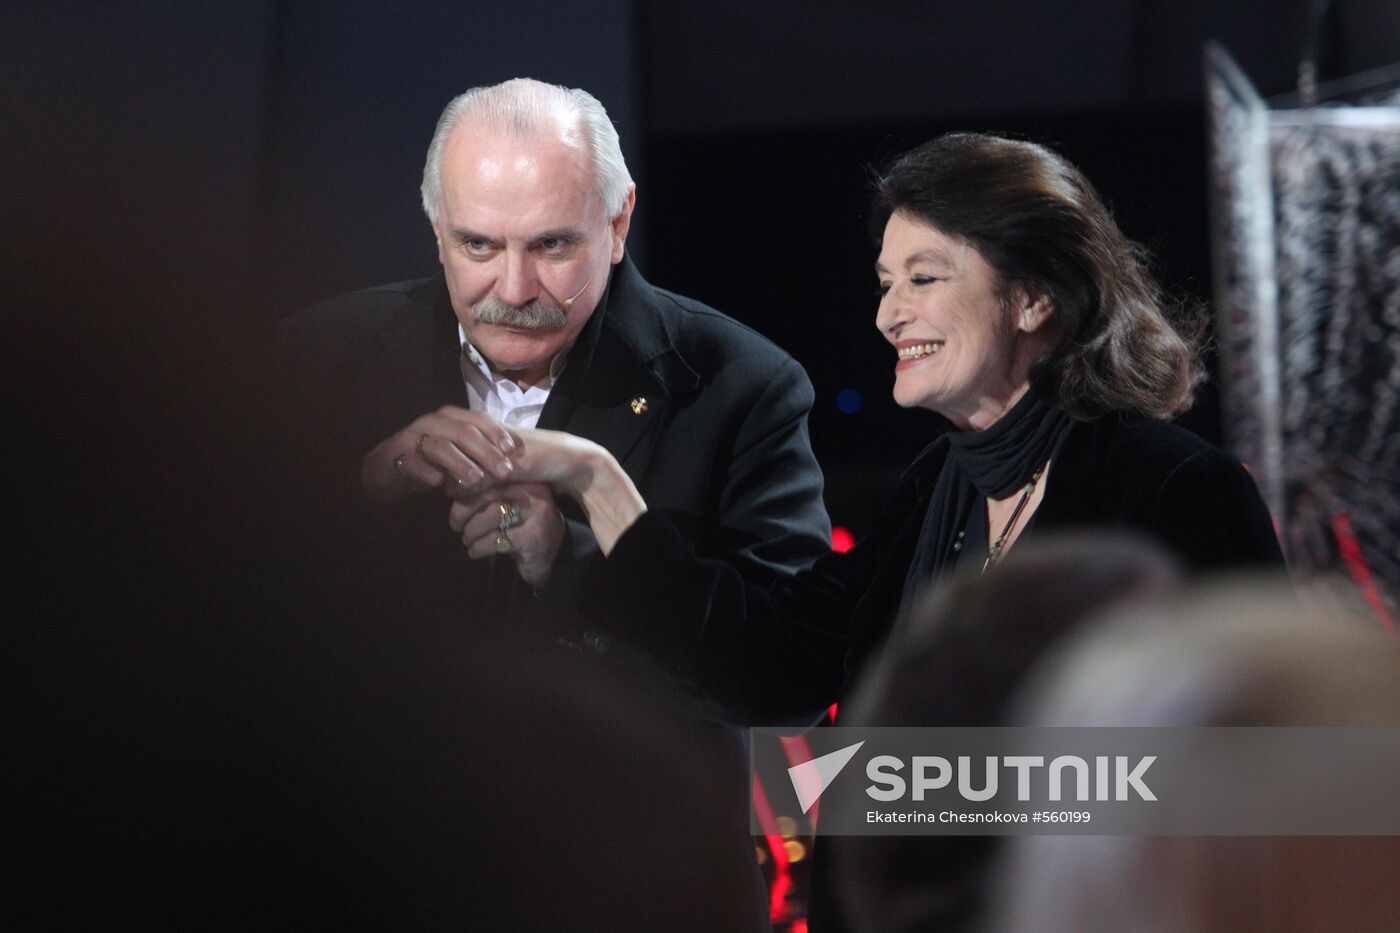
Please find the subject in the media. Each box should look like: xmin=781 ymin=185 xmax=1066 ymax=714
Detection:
xmin=7 ymin=3 xmax=1398 ymax=923
xmin=6 ymin=0 xmax=1399 ymax=535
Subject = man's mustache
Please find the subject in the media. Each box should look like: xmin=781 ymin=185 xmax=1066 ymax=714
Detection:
xmin=473 ymin=297 xmax=567 ymax=330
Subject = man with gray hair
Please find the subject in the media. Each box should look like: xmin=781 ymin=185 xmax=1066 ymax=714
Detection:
xmin=281 ymin=77 xmax=828 ymax=686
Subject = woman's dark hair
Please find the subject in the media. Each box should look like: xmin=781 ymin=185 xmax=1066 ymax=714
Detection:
xmin=871 ymin=133 xmax=1205 ymax=420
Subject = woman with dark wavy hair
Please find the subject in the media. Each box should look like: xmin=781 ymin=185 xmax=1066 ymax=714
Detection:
xmin=849 ymin=131 xmax=1279 ymax=620
xmin=450 ymin=130 xmax=1281 ymax=694
xmin=872 ymin=132 xmax=1205 ymax=425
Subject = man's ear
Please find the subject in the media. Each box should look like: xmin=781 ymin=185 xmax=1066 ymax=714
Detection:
xmin=1017 ymin=289 xmax=1054 ymax=334
xmin=609 ymin=186 xmax=636 ymax=263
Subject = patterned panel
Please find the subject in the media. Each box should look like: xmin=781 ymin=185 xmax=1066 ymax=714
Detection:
xmin=1207 ymin=44 xmax=1400 ymax=621
xmin=1271 ymin=108 xmax=1400 ymax=619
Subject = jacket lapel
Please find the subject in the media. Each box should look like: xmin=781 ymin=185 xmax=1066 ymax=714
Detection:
xmin=538 ymin=257 xmax=699 ymax=471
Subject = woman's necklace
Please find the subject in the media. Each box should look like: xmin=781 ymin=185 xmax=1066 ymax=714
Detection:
xmin=982 ymin=460 xmax=1048 ymax=574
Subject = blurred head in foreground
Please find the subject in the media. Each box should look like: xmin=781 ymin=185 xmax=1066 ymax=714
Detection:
xmin=987 ymin=580 xmax=1400 ymax=932
xmin=835 ymin=533 xmax=1182 ymax=933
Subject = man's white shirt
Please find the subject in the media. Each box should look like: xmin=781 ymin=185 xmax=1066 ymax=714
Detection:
xmin=457 ymin=323 xmax=567 ymax=429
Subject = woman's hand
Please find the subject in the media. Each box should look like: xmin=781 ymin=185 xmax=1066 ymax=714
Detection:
xmin=497 ymin=426 xmax=603 ymax=496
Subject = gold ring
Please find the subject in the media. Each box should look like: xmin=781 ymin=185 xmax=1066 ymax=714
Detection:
xmin=416 ymin=433 xmax=430 ymax=453
xmin=498 ymin=499 xmax=523 ymax=530
xmin=494 ymin=531 xmax=513 ymax=554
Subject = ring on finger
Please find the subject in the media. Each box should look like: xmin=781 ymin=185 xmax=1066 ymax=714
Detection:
xmin=416 ymin=433 xmax=430 ymax=453
xmin=394 ymin=453 xmax=407 ymax=473
xmin=494 ymin=531 xmax=513 ymax=554
xmin=498 ymin=499 xmax=523 ymax=531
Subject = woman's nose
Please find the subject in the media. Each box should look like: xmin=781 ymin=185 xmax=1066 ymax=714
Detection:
xmin=876 ymin=290 xmax=909 ymax=338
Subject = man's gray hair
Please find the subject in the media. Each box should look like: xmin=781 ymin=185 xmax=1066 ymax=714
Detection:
xmin=421 ymin=77 xmax=633 ymax=223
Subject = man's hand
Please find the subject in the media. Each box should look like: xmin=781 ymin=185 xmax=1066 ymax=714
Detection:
xmin=361 ymin=406 xmax=517 ymax=503
xmin=448 ymin=482 xmax=566 ymax=588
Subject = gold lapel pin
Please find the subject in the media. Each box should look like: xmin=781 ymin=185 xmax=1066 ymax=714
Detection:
xmin=629 ymin=397 xmax=648 ymax=415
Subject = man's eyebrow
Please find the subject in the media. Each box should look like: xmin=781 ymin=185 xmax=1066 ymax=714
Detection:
xmin=448 ymin=228 xmax=587 ymax=247
xmin=528 ymin=228 xmax=586 ymax=246
xmin=450 ymin=228 xmax=500 ymax=246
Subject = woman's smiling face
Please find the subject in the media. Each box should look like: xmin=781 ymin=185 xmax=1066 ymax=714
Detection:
xmin=874 ymin=211 xmax=1044 ymax=430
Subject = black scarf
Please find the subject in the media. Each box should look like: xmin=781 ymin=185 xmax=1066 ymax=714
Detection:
xmin=891 ymin=387 xmax=1073 ymax=642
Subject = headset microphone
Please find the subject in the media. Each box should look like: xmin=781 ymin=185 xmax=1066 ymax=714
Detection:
xmin=562 ymin=270 xmax=596 ymax=309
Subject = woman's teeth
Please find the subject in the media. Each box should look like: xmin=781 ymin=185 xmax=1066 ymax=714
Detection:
xmin=897 ymin=342 xmax=943 ymax=360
